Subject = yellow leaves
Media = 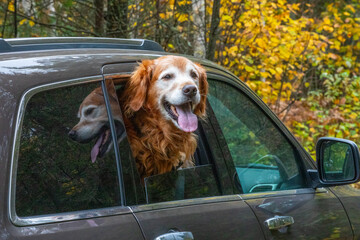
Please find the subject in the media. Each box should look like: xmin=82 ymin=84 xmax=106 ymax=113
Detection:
xmin=8 ymin=1 xmax=14 ymax=12
xmin=19 ymin=17 xmax=35 ymax=27
xmin=227 ymin=45 xmax=238 ymax=57
xmin=177 ymin=0 xmax=191 ymax=6
xmin=275 ymin=67 xmax=283 ymax=75
xmin=255 ymin=38 xmax=267 ymax=50
xmin=269 ymin=68 xmax=277 ymax=75
xmin=246 ymin=81 xmax=257 ymax=90
xmin=176 ymin=13 xmax=188 ymax=23
xmin=167 ymin=43 xmax=174 ymax=49
xmin=19 ymin=19 xmax=27 ymax=26
xmin=29 ymin=19 xmax=35 ymax=27
xmin=245 ymin=65 xmax=254 ymax=72
xmin=349 ymin=113 xmax=358 ymax=120
xmin=128 ymin=4 xmax=136 ymax=10
xmin=222 ymin=15 xmax=233 ymax=26
xmin=324 ymin=17 xmax=331 ymax=25
xmin=345 ymin=5 xmax=356 ymax=13
xmin=328 ymin=53 xmax=338 ymax=60
xmin=260 ymin=71 xmax=270 ymax=79
xmin=337 ymin=35 xmax=346 ymax=43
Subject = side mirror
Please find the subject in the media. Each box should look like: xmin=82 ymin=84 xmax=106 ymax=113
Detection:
xmin=315 ymin=137 xmax=360 ymax=186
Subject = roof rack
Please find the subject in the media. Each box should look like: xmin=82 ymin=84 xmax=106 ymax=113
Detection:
xmin=0 ymin=37 xmax=164 ymax=53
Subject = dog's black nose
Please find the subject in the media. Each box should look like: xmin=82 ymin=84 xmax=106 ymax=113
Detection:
xmin=182 ymin=85 xmax=197 ymax=97
xmin=68 ymin=130 xmax=77 ymax=140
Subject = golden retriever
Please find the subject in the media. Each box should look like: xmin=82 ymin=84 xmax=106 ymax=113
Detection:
xmin=70 ymin=55 xmax=208 ymax=180
xmin=122 ymin=56 xmax=208 ymax=179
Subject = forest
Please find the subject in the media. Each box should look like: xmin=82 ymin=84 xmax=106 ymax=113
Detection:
xmin=1 ymin=0 xmax=360 ymax=161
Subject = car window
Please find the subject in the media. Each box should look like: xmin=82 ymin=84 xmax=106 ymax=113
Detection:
xmin=103 ymin=76 xmax=223 ymax=205
xmin=207 ymin=79 xmax=306 ymax=194
xmin=16 ymin=82 xmax=122 ymax=217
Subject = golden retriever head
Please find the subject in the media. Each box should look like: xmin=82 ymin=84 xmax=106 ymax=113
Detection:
xmin=124 ymin=55 xmax=208 ymax=132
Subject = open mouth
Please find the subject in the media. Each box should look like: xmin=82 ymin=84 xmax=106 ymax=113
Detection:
xmin=164 ymin=100 xmax=198 ymax=132
xmin=90 ymin=121 xmax=125 ymax=163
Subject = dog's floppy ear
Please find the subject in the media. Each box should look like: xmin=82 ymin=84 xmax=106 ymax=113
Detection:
xmin=125 ymin=59 xmax=154 ymax=115
xmin=194 ymin=63 xmax=208 ymax=117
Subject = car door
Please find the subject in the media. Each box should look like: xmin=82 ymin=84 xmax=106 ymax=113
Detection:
xmin=6 ymin=79 xmax=144 ymax=239
xmin=98 ymin=65 xmax=265 ymax=240
xmin=206 ymin=74 xmax=353 ymax=240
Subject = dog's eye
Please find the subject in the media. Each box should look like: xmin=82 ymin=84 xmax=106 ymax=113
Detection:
xmin=190 ymin=71 xmax=198 ymax=79
xmin=162 ymin=74 xmax=173 ymax=80
xmin=84 ymin=108 xmax=95 ymax=116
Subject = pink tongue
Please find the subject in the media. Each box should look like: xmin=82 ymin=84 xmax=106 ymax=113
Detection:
xmin=175 ymin=103 xmax=198 ymax=132
xmin=91 ymin=133 xmax=104 ymax=163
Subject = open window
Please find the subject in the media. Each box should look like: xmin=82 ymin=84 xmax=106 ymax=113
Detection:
xmin=103 ymin=73 xmax=223 ymax=204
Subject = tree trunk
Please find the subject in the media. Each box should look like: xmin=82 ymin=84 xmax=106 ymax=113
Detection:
xmin=206 ymin=0 xmax=220 ymax=61
xmin=106 ymin=0 xmax=128 ymax=38
xmin=192 ymin=0 xmax=206 ymax=58
xmin=14 ymin=0 xmax=17 ymax=37
xmin=94 ymin=0 xmax=104 ymax=36
xmin=155 ymin=0 xmax=161 ymax=43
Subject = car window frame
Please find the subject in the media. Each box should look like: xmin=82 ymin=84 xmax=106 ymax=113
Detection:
xmin=205 ymin=71 xmax=315 ymax=194
xmin=9 ymin=75 xmax=133 ymax=226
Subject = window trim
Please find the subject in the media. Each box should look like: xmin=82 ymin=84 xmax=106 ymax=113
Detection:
xmin=9 ymin=75 xmax=132 ymax=226
xmin=206 ymin=73 xmax=314 ymax=192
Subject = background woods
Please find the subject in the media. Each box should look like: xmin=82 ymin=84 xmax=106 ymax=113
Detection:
xmin=1 ymin=0 xmax=360 ymax=160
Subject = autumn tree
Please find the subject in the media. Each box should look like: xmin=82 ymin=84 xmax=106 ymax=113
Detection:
xmin=1 ymin=0 xmax=360 ymax=158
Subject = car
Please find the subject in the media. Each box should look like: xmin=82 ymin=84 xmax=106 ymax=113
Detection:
xmin=1 ymin=37 xmax=360 ymax=240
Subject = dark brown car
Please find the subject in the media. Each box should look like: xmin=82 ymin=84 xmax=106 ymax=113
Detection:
xmin=1 ymin=37 xmax=360 ymax=240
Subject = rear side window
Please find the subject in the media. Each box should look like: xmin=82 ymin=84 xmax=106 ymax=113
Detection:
xmin=16 ymin=82 xmax=121 ymax=217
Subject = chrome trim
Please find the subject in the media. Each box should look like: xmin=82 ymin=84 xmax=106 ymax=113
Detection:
xmin=240 ymin=188 xmax=328 ymax=200
xmin=265 ymin=215 xmax=295 ymax=230
xmin=131 ymin=195 xmax=242 ymax=212
xmin=12 ymin=206 xmax=132 ymax=226
xmin=155 ymin=231 xmax=194 ymax=240
xmin=9 ymin=75 xmax=132 ymax=226
xmin=249 ymin=184 xmax=278 ymax=193
xmin=6 ymin=37 xmax=145 ymax=45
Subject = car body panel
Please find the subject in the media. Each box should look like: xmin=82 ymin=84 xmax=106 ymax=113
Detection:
xmin=243 ymin=189 xmax=353 ymax=239
xmin=330 ymin=185 xmax=360 ymax=238
xmin=131 ymin=196 xmax=265 ymax=240
xmin=3 ymin=211 xmax=144 ymax=240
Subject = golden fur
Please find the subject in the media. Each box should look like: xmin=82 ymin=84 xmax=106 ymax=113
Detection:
xmin=121 ymin=56 xmax=208 ymax=179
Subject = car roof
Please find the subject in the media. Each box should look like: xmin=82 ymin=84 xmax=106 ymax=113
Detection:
xmin=0 ymin=38 xmax=237 ymax=97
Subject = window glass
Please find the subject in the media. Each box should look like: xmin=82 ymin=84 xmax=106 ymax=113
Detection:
xmin=16 ymin=82 xmax=121 ymax=216
xmin=144 ymin=165 xmax=220 ymax=204
xmin=207 ymin=80 xmax=306 ymax=194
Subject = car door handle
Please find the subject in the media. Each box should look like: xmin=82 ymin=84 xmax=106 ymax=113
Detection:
xmin=154 ymin=231 xmax=194 ymax=240
xmin=265 ymin=215 xmax=294 ymax=230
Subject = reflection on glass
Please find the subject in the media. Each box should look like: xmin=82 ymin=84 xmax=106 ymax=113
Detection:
xmin=16 ymin=82 xmax=121 ymax=216
xmin=322 ymin=141 xmax=355 ymax=181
